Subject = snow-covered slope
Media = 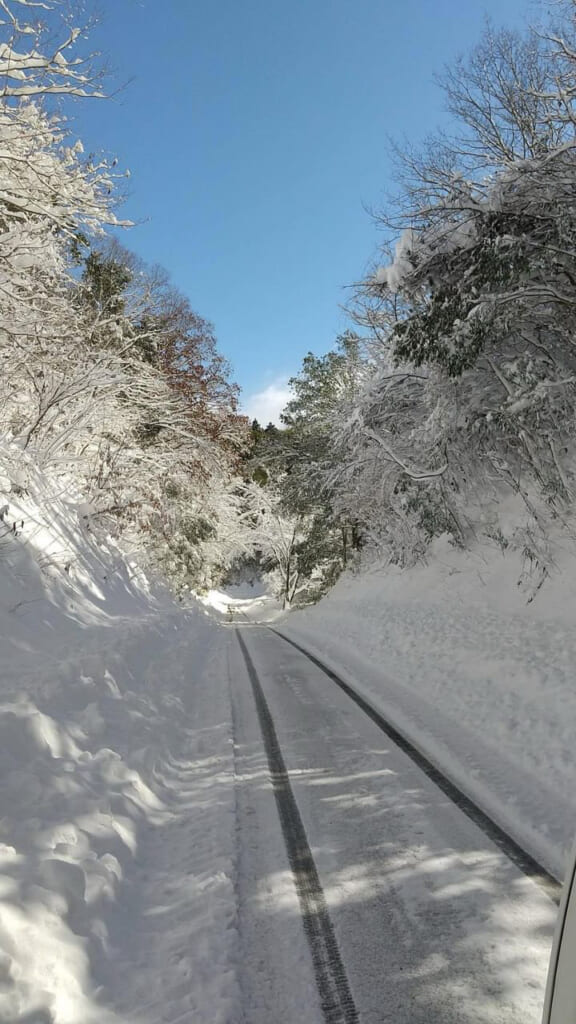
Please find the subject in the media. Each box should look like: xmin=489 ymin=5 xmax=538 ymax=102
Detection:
xmin=0 ymin=448 xmax=239 ymax=1024
xmin=283 ymin=527 xmax=576 ymax=881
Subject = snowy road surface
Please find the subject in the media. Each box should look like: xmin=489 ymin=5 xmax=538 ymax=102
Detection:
xmin=231 ymin=626 xmax=556 ymax=1024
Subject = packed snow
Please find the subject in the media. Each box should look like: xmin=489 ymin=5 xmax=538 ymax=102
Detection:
xmin=236 ymin=626 xmax=556 ymax=1024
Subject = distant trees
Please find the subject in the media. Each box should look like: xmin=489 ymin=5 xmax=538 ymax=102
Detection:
xmin=235 ymin=334 xmax=366 ymax=604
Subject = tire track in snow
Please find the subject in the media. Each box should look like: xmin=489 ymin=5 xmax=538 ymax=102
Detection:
xmin=269 ymin=627 xmax=561 ymax=906
xmin=235 ymin=629 xmax=359 ymax=1024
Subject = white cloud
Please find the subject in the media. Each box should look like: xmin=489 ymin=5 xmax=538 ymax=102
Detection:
xmin=242 ymin=378 xmax=292 ymax=426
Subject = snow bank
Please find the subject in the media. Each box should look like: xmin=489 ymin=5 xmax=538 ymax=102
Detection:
xmin=0 ymin=447 xmax=240 ymax=1023
xmin=283 ymin=532 xmax=576 ymax=881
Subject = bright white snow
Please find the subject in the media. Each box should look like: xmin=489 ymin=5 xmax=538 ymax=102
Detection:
xmin=0 ymin=452 xmax=570 ymax=1022
xmin=198 ymin=583 xmax=284 ymax=623
xmin=0 ymin=457 xmax=241 ymax=1023
xmin=282 ymin=530 xmax=576 ymax=881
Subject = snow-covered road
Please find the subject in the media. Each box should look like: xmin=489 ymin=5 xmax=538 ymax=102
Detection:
xmin=231 ymin=626 xmax=557 ymax=1024
xmin=0 ymin=468 xmax=565 ymax=1023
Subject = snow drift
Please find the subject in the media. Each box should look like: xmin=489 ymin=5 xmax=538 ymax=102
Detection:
xmin=0 ymin=447 xmax=240 ymax=1024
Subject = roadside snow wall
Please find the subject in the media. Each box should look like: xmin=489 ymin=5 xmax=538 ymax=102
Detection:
xmin=0 ymin=444 xmax=239 ymax=1024
xmin=283 ymin=528 xmax=576 ymax=881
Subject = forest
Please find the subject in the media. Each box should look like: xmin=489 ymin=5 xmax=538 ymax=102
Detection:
xmin=4 ymin=0 xmax=576 ymax=607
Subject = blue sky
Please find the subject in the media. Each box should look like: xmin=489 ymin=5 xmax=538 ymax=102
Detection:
xmin=74 ymin=0 xmax=533 ymax=421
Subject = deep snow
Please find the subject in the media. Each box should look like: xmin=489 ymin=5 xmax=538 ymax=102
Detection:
xmin=282 ymin=530 xmax=576 ymax=881
xmin=0 ymin=446 xmax=573 ymax=1022
xmin=0 ymin=451 xmax=241 ymax=1023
